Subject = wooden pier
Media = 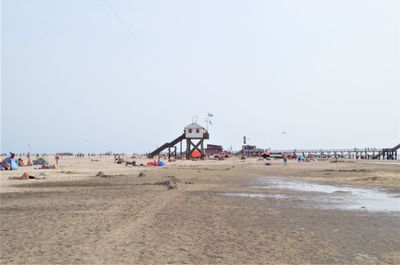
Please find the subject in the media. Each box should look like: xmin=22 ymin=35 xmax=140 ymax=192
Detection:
xmin=271 ymin=144 xmax=399 ymax=160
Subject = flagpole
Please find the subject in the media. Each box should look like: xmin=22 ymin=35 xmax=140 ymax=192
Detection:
xmin=206 ymin=113 xmax=213 ymax=132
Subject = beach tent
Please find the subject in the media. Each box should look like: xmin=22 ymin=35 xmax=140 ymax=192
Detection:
xmin=33 ymin=157 xmax=49 ymax=165
xmin=191 ymin=150 xmax=201 ymax=158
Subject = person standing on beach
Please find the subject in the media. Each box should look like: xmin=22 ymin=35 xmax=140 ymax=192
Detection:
xmin=55 ymin=153 xmax=60 ymax=167
xmin=283 ymin=153 xmax=288 ymax=166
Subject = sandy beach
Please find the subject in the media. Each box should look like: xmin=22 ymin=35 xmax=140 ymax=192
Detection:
xmin=3 ymin=0 xmax=399 ymax=263
xmin=0 ymin=157 xmax=399 ymax=264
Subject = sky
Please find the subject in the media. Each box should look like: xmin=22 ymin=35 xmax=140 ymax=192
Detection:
xmin=1 ymin=0 xmax=399 ymax=154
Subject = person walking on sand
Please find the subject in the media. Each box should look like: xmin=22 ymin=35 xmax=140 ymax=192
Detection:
xmin=55 ymin=153 xmax=60 ymax=167
xmin=283 ymin=153 xmax=288 ymax=166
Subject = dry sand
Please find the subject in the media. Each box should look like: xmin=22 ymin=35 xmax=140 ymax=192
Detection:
xmin=0 ymin=156 xmax=399 ymax=264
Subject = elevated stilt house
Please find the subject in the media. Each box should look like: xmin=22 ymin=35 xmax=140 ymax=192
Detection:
xmin=148 ymin=122 xmax=209 ymax=159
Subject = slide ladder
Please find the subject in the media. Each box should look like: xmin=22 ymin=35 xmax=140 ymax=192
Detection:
xmin=148 ymin=133 xmax=186 ymax=158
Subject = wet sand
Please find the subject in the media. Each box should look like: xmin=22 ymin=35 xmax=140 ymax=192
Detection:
xmin=0 ymin=157 xmax=399 ymax=264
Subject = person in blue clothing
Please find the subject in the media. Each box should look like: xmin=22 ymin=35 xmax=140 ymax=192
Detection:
xmin=2 ymin=153 xmax=19 ymax=170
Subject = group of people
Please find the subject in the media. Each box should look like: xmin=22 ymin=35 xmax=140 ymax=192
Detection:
xmin=1 ymin=152 xmax=58 ymax=170
xmin=0 ymin=153 xmax=34 ymax=170
xmin=0 ymin=153 xmax=20 ymax=170
xmin=281 ymin=152 xmax=315 ymax=164
xmin=114 ymin=154 xmax=125 ymax=164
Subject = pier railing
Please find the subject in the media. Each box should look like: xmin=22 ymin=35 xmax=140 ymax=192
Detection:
xmin=269 ymin=145 xmax=399 ymax=160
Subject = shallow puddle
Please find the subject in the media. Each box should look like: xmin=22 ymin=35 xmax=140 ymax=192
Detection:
xmin=213 ymin=177 xmax=400 ymax=213
xmin=218 ymin=192 xmax=289 ymax=199
xmin=255 ymin=177 xmax=400 ymax=213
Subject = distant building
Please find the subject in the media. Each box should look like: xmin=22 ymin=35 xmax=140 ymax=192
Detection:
xmin=242 ymin=145 xmax=264 ymax=157
xmin=205 ymin=144 xmax=223 ymax=155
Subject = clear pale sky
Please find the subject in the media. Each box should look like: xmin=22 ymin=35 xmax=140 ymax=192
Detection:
xmin=1 ymin=0 xmax=399 ymax=154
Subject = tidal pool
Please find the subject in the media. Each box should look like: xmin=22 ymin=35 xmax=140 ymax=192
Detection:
xmin=215 ymin=177 xmax=400 ymax=213
xmin=218 ymin=193 xmax=289 ymax=199
xmin=255 ymin=177 xmax=400 ymax=213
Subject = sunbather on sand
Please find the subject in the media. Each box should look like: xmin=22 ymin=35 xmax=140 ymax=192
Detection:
xmin=18 ymin=158 xmax=25 ymax=167
xmin=0 ymin=161 xmax=10 ymax=170
xmin=41 ymin=164 xmax=57 ymax=169
xmin=115 ymin=156 xmax=124 ymax=164
xmin=9 ymin=172 xmax=45 ymax=180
